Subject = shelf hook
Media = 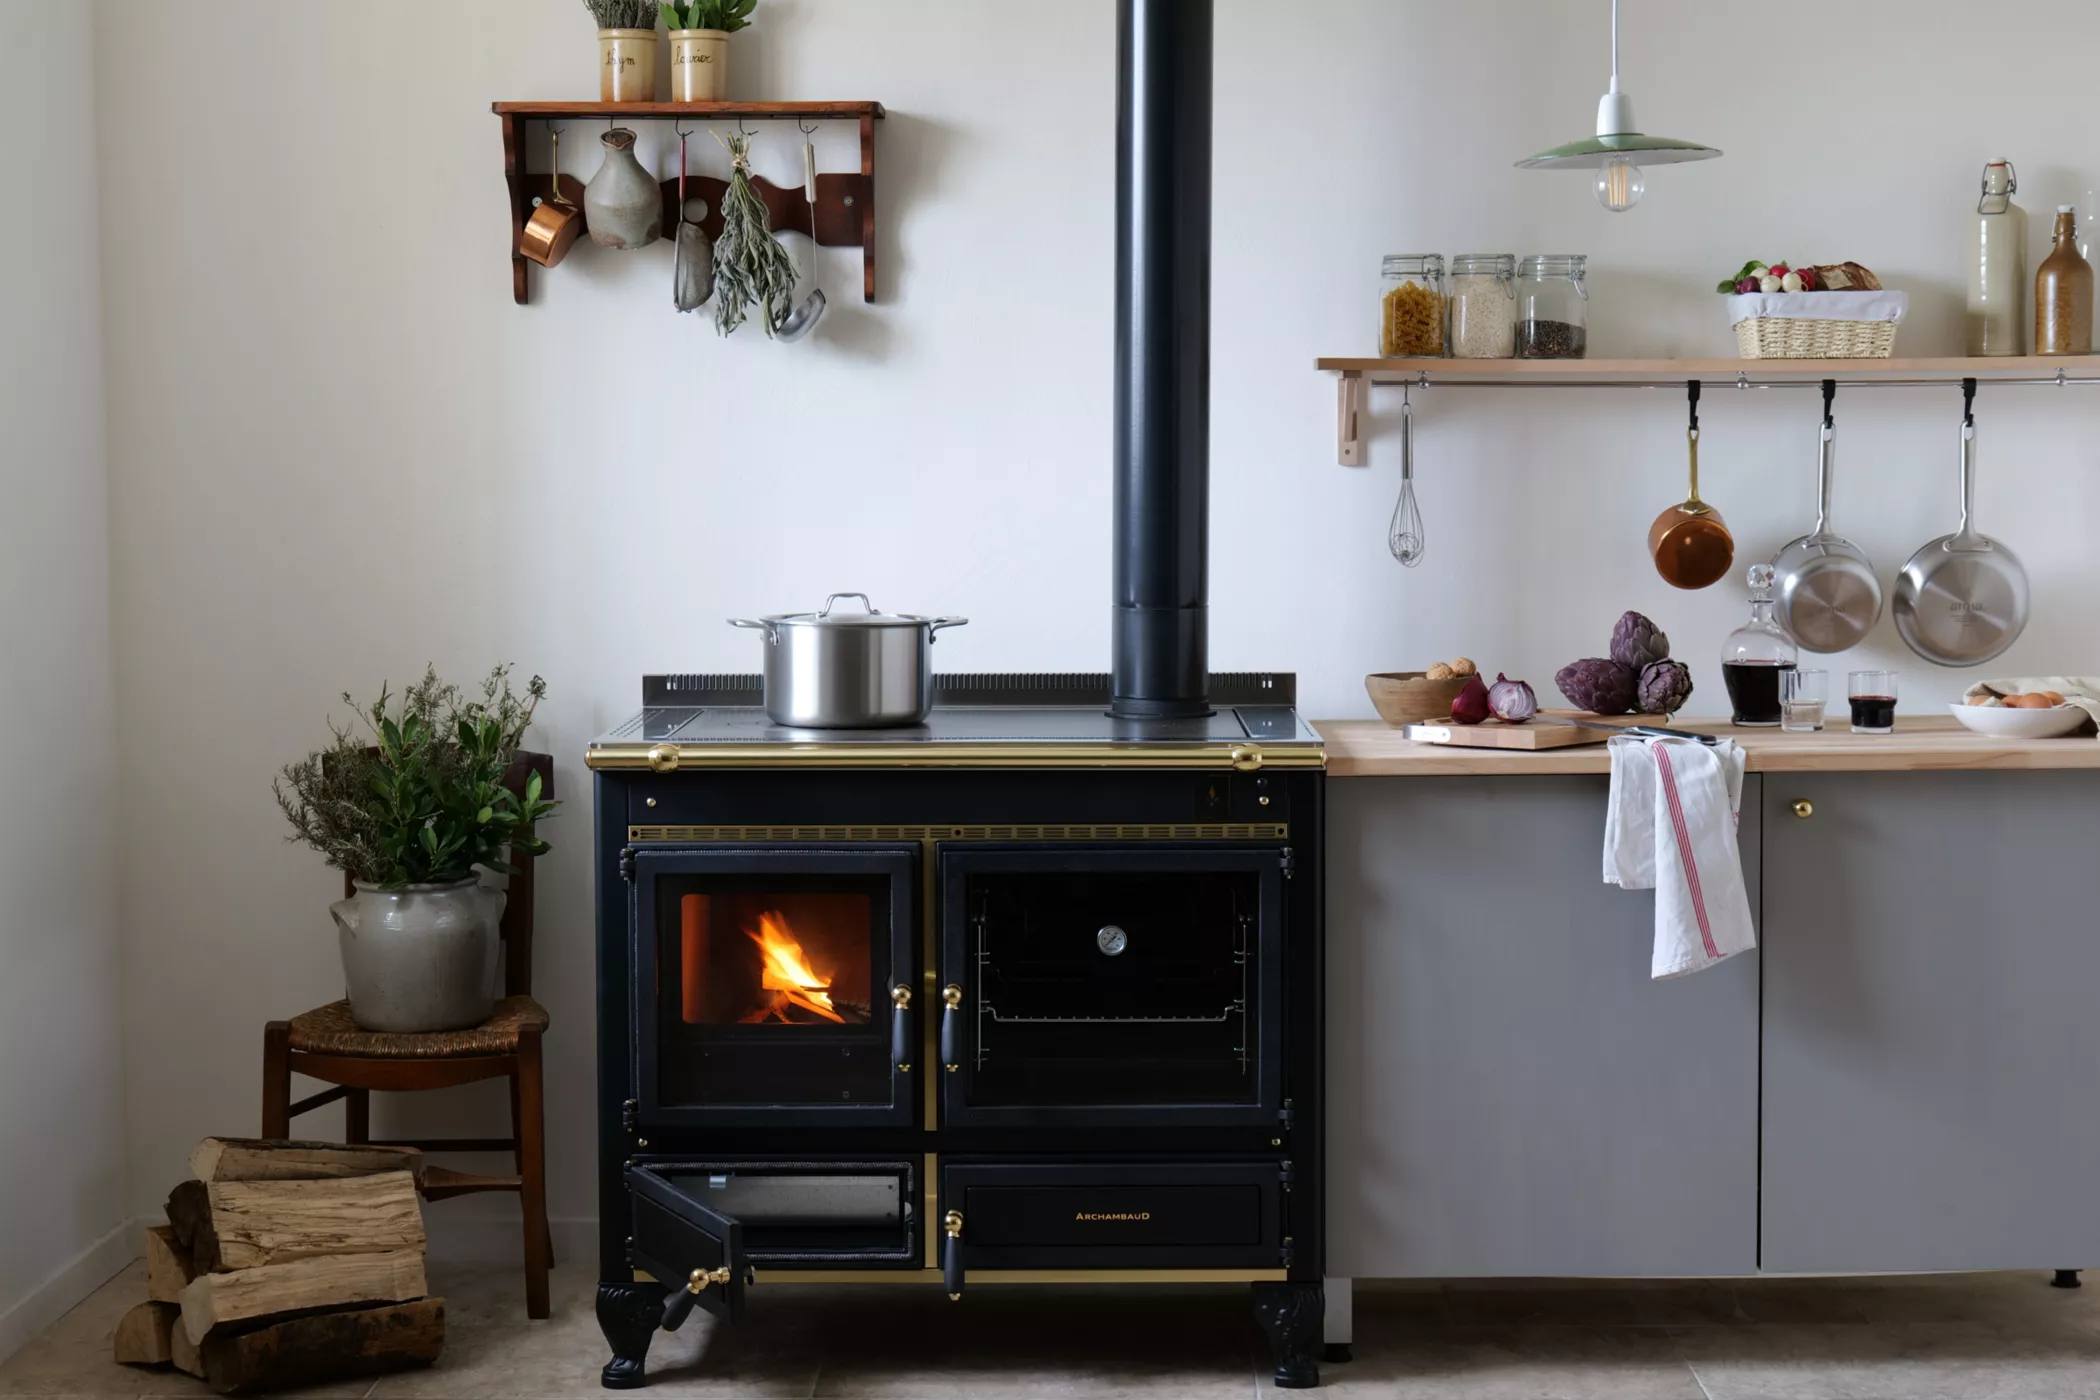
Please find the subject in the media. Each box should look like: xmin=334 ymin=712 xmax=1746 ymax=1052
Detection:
xmin=739 ymin=116 xmax=756 ymax=136
xmin=1962 ymin=376 xmax=1977 ymax=426
xmin=797 ymin=118 xmax=818 ymax=136
xmin=1686 ymin=378 xmax=1701 ymax=436
xmin=1821 ymin=378 xmax=1836 ymax=428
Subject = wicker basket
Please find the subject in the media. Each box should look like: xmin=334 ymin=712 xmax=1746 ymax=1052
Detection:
xmin=1733 ymin=317 xmax=1898 ymax=359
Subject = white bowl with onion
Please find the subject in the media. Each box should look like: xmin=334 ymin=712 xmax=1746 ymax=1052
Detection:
xmin=1947 ymin=702 xmax=2091 ymax=739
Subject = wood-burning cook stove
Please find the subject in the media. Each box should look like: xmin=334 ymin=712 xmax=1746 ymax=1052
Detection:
xmin=589 ymin=0 xmax=1329 ymax=1385
xmin=587 ymin=675 xmax=1327 ymax=1387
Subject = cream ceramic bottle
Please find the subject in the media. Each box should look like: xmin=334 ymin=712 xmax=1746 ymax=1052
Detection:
xmin=1966 ymin=160 xmax=2026 ymax=356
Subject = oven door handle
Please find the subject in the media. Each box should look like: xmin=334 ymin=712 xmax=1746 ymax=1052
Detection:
xmin=943 ymin=1210 xmax=965 ymax=1298
xmin=940 ymin=985 xmax=963 ymax=1072
xmin=890 ymin=985 xmax=913 ymax=1074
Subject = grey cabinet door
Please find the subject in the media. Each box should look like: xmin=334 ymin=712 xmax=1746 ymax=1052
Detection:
xmin=1327 ymin=775 xmax=1761 ymax=1278
xmin=1761 ymin=771 xmax=2100 ymax=1273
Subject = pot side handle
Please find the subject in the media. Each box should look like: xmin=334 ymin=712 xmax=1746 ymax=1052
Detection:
xmin=727 ymin=618 xmax=778 ymax=643
xmin=329 ymin=896 xmax=359 ymax=934
xmin=927 ymin=617 xmax=969 ymax=639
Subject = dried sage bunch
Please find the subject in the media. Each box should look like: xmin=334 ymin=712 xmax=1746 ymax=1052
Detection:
xmin=712 ymin=131 xmax=799 ymax=337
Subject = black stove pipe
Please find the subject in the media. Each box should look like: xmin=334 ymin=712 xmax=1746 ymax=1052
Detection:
xmin=1111 ymin=0 xmax=1212 ymax=720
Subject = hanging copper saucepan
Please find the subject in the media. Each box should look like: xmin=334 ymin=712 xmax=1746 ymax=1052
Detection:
xmin=1649 ymin=381 xmax=1735 ymax=589
xmin=519 ymin=125 xmax=583 ymax=269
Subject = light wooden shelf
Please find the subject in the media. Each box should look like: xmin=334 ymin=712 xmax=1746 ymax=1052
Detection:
xmin=1322 ymin=356 xmax=2100 ymax=464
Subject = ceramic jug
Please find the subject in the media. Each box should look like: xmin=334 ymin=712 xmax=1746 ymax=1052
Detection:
xmin=585 ymin=128 xmax=662 ymax=251
xmin=331 ymin=877 xmax=506 ymax=1032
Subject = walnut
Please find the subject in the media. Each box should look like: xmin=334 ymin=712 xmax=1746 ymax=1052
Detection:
xmin=1448 ymin=657 xmax=1478 ymax=677
xmin=1425 ymin=662 xmax=1456 ymax=680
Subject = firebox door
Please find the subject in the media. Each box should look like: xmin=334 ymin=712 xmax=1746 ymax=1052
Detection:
xmin=937 ymin=844 xmax=1287 ymax=1128
xmin=631 ymin=846 xmax=918 ymax=1127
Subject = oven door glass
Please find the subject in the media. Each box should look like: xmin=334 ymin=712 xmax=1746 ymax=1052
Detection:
xmin=633 ymin=846 xmax=917 ymax=1126
xmin=938 ymin=844 xmax=1287 ymax=1127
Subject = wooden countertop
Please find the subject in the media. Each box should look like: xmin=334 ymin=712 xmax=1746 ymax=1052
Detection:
xmin=1315 ymin=716 xmax=2100 ymax=777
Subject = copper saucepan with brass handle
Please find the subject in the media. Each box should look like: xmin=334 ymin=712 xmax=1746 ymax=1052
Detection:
xmin=519 ymin=126 xmax=583 ymax=269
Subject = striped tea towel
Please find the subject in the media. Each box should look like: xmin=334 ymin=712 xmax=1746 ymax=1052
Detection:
xmin=1604 ymin=735 xmax=1755 ymax=979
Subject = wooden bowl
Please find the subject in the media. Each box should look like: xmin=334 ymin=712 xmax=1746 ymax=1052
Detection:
xmin=1366 ymin=672 xmax=1469 ymax=726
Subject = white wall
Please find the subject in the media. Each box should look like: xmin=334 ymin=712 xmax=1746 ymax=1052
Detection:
xmin=0 ymin=3 xmax=128 ymax=1358
xmin=93 ymin=0 xmax=2100 ymax=1242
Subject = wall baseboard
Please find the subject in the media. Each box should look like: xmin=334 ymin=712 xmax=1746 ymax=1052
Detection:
xmin=0 ymin=1217 xmax=138 ymax=1366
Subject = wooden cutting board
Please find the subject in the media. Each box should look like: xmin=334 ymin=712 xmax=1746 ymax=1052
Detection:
xmin=1401 ymin=710 xmax=1650 ymax=750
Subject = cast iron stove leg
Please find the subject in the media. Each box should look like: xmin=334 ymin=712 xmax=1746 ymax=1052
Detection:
xmin=2053 ymin=1270 xmax=2083 ymax=1289
xmin=1252 ymin=1279 xmax=1324 ymax=1389
xmin=597 ymin=1281 xmax=665 ymax=1389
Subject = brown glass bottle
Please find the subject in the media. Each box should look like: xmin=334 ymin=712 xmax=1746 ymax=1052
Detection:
xmin=2036 ymin=206 xmax=2094 ymax=355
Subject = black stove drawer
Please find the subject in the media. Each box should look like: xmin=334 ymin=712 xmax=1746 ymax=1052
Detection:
xmin=940 ymin=1160 xmax=1285 ymax=1274
xmin=631 ymin=1158 xmax=920 ymax=1273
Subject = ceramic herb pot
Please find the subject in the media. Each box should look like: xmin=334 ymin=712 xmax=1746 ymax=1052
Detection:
xmin=597 ymin=27 xmax=657 ymax=102
xmin=331 ymin=877 xmax=505 ymax=1033
xmin=668 ymin=29 xmax=728 ymax=101
xmin=585 ymin=128 xmax=663 ymax=250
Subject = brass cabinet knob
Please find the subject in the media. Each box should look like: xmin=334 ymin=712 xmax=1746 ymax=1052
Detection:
xmin=1792 ymin=799 xmax=1814 ymax=819
xmin=645 ymin=745 xmax=680 ymax=773
xmin=686 ymin=1265 xmax=731 ymax=1292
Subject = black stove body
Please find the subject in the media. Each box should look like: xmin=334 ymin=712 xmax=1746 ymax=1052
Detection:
xmin=588 ymin=674 xmax=1326 ymax=1388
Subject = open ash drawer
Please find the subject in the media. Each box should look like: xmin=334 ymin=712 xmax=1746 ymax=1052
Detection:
xmin=627 ymin=1158 xmax=920 ymax=1320
xmin=937 ymin=1159 xmax=1289 ymax=1293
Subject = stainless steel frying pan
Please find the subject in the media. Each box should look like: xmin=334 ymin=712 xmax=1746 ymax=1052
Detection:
xmin=1773 ymin=383 xmax=1882 ymax=653
xmin=1892 ymin=383 xmax=2030 ymax=667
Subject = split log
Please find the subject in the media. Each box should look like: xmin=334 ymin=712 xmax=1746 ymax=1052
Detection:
xmin=145 ymin=1225 xmax=199 ymax=1303
xmin=165 ymin=1180 xmax=211 ymax=1252
xmin=170 ymin=1317 xmax=204 ymax=1377
xmin=197 ymin=1171 xmax=425 ymax=1271
xmin=190 ymin=1137 xmax=422 ymax=1184
xmin=113 ymin=1301 xmax=178 ymax=1365
xmin=179 ymin=1250 xmax=427 ymax=1345
xmin=197 ymin=1298 xmax=444 ymax=1395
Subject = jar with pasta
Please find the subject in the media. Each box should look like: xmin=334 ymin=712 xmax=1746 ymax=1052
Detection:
xmin=1379 ymin=254 xmax=1446 ymax=357
xmin=1448 ymin=254 xmax=1516 ymax=358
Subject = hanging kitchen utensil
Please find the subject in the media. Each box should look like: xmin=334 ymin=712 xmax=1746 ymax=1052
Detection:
xmin=1772 ymin=380 xmax=1883 ymax=652
xmin=519 ymin=126 xmax=583 ymax=269
xmin=1893 ymin=379 xmax=2031 ymax=666
xmin=1648 ymin=381 xmax=1734 ymax=589
xmin=671 ymin=127 xmax=714 ymax=312
xmin=1387 ymin=384 xmax=1424 ymax=566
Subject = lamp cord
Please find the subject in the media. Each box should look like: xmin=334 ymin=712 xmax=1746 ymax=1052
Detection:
xmin=1608 ymin=0 xmax=1621 ymax=92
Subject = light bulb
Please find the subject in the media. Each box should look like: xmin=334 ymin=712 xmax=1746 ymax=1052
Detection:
xmin=1596 ymin=156 xmax=1644 ymax=212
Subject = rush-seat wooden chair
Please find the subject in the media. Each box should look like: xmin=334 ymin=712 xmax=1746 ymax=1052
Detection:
xmin=263 ymin=752 xmax=554 ymax=1318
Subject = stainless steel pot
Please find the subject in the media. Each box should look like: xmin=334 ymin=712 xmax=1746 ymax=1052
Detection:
xmin=728 ymin=593 xmax=968 ymax=728
xmin=1773 ymin=387 xmax=1882 ymax=653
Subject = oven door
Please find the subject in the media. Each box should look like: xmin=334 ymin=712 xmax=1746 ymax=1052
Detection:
xmin=633 ymin=846 xmax=917 ymax=1127
xmin=938 ymin=844 xmax=1287 ymax=1129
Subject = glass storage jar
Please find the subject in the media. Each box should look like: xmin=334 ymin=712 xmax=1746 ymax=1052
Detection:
xmin=1517 ymin=254 xmax=1588 ymax=358
xmin=1379 ymin=254 xmax=1446 ymax=356
xmin=1448 ymin=254 xmax=1517 ymax=359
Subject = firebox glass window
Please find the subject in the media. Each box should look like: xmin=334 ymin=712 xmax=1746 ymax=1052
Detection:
xmin=655 ymin=875 xmax=890 ymax=1108
xmin=966 ymin=869 xmax=1260 ymax=1107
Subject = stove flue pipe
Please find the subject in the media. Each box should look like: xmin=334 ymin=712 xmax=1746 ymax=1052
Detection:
xmin=1111 ymin=0 xmax=1213 ymax=720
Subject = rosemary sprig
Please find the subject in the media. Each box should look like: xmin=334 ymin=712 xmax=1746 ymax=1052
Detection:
xmin=711 ymin=132 xmax=799 ymax=337
xmin=583 ymin=0 xmax=657 ymax=29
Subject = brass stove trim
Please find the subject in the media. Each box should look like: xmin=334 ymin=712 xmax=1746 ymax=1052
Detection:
xmin=629 ymin=823 xmax=1291 ymax=844
xmin=637 ymin=1268 xmax=1289 ymax=1285
xmin=588 ymin=741 xmax=1325 ymax=772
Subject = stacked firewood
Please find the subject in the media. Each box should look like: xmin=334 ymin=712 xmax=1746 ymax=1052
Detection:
xmin=114 ymin=1138 xmax=445 ymax=1394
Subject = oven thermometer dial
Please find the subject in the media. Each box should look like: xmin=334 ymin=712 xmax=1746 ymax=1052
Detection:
xmin=1096 ymin=924 xmax=1128 ymax=956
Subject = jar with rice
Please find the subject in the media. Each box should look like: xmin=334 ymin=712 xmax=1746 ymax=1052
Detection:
xmin=1448 ymin=253 xmax=1517 ymax=358
xmin=1379 ymin=254 xmax=1445 ymax=356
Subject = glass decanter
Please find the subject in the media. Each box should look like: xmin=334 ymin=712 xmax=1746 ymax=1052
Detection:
xmin=1722 ymin=563 xmax=1798 ymax=727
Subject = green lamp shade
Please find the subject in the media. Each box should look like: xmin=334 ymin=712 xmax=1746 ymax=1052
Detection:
xmin=1516 ymin=132 xmax=1722 ymax=169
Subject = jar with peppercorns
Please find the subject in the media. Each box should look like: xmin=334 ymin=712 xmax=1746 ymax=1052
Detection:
xmin=1379 ymin=254 xmax=1445 ymax=357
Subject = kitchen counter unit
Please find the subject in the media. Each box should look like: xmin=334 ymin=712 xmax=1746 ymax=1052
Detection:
xmin=1315 ymin=715 xmax=2100 ymax=776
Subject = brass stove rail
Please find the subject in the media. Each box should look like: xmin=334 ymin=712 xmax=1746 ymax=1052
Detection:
xmin=588 ymin=742 xmax=1325 ymax=772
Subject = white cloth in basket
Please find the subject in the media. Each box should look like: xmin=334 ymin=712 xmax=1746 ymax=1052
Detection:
xmin=1726 ymin=290 xmax=1908 ymax=325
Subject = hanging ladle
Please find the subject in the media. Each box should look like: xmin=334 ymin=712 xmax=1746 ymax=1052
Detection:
xmin=1387 ymin=383 xmax=1424 ymax=566
xmin=1648 ymin=380 xmax=1734 ymax=589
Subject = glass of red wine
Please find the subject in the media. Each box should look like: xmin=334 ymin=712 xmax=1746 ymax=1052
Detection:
xmin=1848 ymin=670 xmax=1898 ymax=735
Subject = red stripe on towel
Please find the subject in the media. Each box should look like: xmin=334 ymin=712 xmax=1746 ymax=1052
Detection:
xmin=1653 ymin=744 xmax=1720 ymax=961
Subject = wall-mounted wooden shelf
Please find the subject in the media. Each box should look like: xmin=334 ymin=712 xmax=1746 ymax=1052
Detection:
xmin=493 ymin=101 xmax=885 ymax=306
xmin=1322 ymin=356 xmax=2100 ymax=465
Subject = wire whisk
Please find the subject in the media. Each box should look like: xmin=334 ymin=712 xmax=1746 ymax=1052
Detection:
xmin=1388 ymin=388 xmax=1424 ymax=566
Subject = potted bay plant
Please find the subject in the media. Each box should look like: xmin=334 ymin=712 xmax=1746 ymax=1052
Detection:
xmin=586 ymin=0 xmax=660 ymax=102
xmin=661 ymin=0 xmax=756 ymax=101
xmin=274 ymin=666 xmax=557 ymax=1033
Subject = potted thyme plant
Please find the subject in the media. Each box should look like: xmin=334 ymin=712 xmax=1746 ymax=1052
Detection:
xmin=661 ymin=0 xmax=756 ymax=101
xmin=274 ymin=666 xmax=557 ymax=1033
xmin=586 ymin=0 xmax=660 ymax=102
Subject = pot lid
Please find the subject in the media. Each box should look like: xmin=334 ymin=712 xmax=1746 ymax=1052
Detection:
xmin=763 ymin=593 xmax=937 ymax=628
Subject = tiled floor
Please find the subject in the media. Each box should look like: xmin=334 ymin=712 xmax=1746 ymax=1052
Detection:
xmin=13 ymin=1258 xmax=2100 ymax=1398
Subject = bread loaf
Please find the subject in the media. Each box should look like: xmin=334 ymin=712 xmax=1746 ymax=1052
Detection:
xmin=1813 ymin=262 xmax=1882 ymax=292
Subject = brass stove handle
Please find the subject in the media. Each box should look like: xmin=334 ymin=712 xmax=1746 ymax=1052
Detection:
xmin=660 ymin=1265 xmax=732 ymax=1331
xmin=943 ymin=1210 xmax=965 ymax=1299
xmin=1230 ymin=744 xmax=1264 ymax=772
xmin=940 ymin=985 xmax=962 ymax=1072
xmin=891 ymin=985 xmax=913 ymax=1074
xmin=645 ymin=744 xmax=680 ymax=774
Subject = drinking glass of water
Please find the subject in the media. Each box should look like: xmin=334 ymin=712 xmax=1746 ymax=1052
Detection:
xmin=1781 ymin=669 xmax=1827 ymax=732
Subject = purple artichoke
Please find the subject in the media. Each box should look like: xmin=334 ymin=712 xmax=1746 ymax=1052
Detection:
xmin=1555 ymin=658 xmax=1638 ymax=715
xmin=1637 ymin=659 xmax=1694 ymax=715
xmin=1610 ymin=611 xmax=1670 ymax=672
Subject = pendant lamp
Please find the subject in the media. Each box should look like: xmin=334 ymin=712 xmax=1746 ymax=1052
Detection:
xmin=1515 ymin=0 xmax=1720 ymax=211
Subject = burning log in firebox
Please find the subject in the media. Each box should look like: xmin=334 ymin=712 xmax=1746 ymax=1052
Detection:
xmin=740 ymin=909 xmax=866 ymax=1023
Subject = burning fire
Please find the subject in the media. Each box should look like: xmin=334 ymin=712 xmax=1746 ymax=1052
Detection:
xmin=741 ymin=910 xmax=846 ymax=1024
